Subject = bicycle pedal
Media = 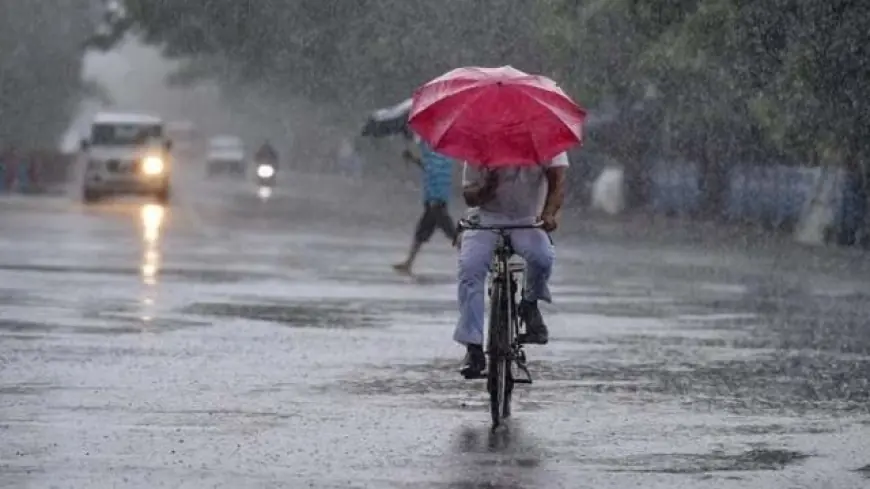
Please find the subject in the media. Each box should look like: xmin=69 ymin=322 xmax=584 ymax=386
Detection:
xmin=515 ymin=364 xmax=533 ymax=384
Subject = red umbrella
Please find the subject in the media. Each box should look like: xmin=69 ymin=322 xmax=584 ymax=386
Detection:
xmin=408 ymin=65 xmax=586 ymax=167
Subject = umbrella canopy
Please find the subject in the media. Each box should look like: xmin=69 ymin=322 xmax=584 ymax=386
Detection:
xmin=360 ymin=98 xmax=413 ymax=139
xmin=408 ymin=66 xmax=586 ymax=167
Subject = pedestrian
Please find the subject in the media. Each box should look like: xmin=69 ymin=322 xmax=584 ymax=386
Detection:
xmin=1 ymin=146 xmax=20 ymax=192
xmin=337 ymin=139 xmax=363 ymax=180
xmin=393 ymin=132 xmax=458 ymax=275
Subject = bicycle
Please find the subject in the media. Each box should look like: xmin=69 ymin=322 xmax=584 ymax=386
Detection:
xmin=456 ymin=217 xmax=544 ymax=429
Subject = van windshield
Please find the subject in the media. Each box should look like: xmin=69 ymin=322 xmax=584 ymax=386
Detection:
xmin=91 ymin=123 xmax=163 ymax=146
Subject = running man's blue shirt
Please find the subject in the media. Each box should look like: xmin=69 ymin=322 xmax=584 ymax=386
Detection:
xmin=419 ymin=141 xmax=454 ymax=204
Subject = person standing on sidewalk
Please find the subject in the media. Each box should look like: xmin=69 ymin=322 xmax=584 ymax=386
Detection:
xmin=337 ymin=138 xmax=364 ymax=180
xmin=0 ymin=146 xmax=20 ymax=192
xmin=393 ymin=132 xmax=458 ymax=275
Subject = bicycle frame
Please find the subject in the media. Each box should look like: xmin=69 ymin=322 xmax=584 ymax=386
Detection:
xmin=458 ymin=218 xmax=538 ymax=428
xmin=487 ymin=233 xmax=521 ymax=357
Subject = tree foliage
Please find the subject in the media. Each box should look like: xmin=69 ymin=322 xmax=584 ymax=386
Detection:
xmin=95 ymin=0 xmax=868 ymax=178
xmin=0 ymin=0 xmax=95 ymax=148
xmin=532 ymin=0 xmax=868 ymax=212
xmin=642 ymin=0 xmax=868 ymax=166
xmin=93 ymin=0 xmax=544 ymax=112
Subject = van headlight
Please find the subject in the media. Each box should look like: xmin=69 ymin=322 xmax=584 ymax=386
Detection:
xmin=141 ymin=156 xmax=165 ymax=175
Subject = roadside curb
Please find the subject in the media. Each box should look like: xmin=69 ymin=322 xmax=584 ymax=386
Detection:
xmin=0 ymin=193 xmax=74 ymax=212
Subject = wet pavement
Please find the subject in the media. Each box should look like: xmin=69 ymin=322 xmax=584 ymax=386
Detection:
xmin=2 ymin=171 xmax=870 ymax=488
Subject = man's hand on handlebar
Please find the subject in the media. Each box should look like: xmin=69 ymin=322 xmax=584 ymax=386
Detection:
xmin=457 ymin=218 xmax=547 ymax=232
xmin=539 ymin=212 xmax=558 ymax=232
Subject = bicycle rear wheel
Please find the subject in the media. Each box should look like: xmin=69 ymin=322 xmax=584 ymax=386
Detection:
xmin=487 ymin=282 xmax=513 ymax=428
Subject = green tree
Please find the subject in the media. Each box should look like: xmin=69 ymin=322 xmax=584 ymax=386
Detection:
xmin=93 ymin=0 xmax=867 ymax=215
xmin=640 ymin=0 xmax=869 ymax=214
xmin=538 ymin=0 xmax=868 ymax=215
xmin=95 ymin=0 xmax=544 ymax=111
xmin=0 ymin=0 xmax=95 ymax=149
xmin=535 ymin=0 xmax=703 ymax=208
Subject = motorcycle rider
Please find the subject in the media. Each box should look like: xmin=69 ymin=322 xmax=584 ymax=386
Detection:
xmin=255 ymin=140 xmax=279 ymax=168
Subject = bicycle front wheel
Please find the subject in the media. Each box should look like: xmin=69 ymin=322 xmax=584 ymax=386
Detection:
xmin=487 ymin=280 xmax=513 ymax=428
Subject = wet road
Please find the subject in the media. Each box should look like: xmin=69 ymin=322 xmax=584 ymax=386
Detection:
xmin=2 ymin=172 xmax=870 ymax=488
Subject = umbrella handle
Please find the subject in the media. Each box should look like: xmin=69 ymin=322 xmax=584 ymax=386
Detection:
xmin=401 ymin=150 xmax=422 ymax=167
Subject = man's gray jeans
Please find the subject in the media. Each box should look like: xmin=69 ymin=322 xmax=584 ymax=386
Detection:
xmin=454 ymin=227 xmax=554 ymax=346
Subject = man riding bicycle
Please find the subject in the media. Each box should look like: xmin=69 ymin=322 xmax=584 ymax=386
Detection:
xmin=455 ymin=153 xmax=568 ymax=378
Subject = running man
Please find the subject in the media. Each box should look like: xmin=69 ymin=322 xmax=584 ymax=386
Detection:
xmin=393 ymin=133 xmax=458 ymax=275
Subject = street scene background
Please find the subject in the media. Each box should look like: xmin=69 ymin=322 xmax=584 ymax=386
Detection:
xmin=2 ymin=2 xmax=869 ymax=487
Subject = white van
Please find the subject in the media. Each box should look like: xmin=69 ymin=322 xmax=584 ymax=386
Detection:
xmin=206 ymin=135 xmax=246 ymax=177
xmin=80 ymin=112 xmax=172 ymax=203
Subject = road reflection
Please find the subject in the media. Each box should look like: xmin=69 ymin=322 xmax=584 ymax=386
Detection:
xmin=139 ymin=203 xmax=164 ymax=322
xmin=447 ymin=424 xmax=547 ymax=489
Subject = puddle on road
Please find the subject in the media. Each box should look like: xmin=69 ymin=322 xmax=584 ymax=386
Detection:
xmin=453 ymin=424 xmax=548 ymax=464
xmin=599 ymin=448 xmax=809 ymax=474
xmin=569 ymin=334 xmax=733 ymax=349
xmin=337 ymin=329 xmax=870 ymax=421
xmin=375 ymin=299 xmax=456 ymax=316
xmin=183 ymin=296 xmax=461 ymax=329
xmin=0 ymin=288 xmax=38 ymax=307
xmin=77 ymin=319 xmax=208 ymax=335
xmin=545 ymin=279 xmax=870 ymax=418
xmin=0 ymin=315 xmax=208 ymax=338
xmin=330 ymin=359 xmax=551 ymax=413
xmin=433 ymin=424 xmax=556 ymax=489
xmin=126 ymin=407 xmax=300 ymax=431
xmin=340 ymin=374 xmax=469 ymax=397
xmin=0 ymin=381 xmax=97 ymax=398
xmin=321 ymin=270 xmax=456 ymax=287
xmin=551 ymin=294 xmax=750 ymax=320
xmin=0 ymin=382 xmax=64 ymax=396
xmin=80 ymin=310 xmax=209 ymax=334
xmin=734 ymin=291 xmax=870 ymax=355
xmin=0 ymin=262 xmax=273 ymax=283
xmin=533 ymin=352 xmax=870 ymax=415
xmin=0 ymin=319 xmax=57 ymax=334
xmin=183 ymin=301 xmax=384 ymax=329
xmin=724 ymin=422 xmax=834 ymax=436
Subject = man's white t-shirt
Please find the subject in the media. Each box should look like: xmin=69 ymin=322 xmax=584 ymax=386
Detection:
xmin=462 ymin=152 xmax=570 ymax=224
